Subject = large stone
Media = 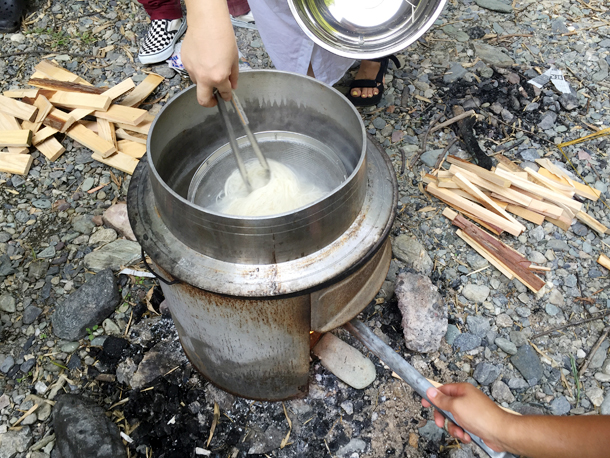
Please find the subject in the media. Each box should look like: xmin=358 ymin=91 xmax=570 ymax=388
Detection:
xmin=52 ymin=269 xmax=120 ymax=340
xmin=491 ymin=380 xmax=515 ymax=403
xmin=103 ymin=203 xmax=136 ymax=241
xmin=474 ymin=43 xmax=515 ymax=67
xmin=0 ymin=426 xmax=32 ymax=458
xmin=392 ymin=235 xmax=433 ymax=275
xmin=462 ymin=284 xmax=490 ymax=303
xmin=0 ymin=294 xmax=16 ymax=313
xmin=467 ymin=315 xmax=490 ymax=337
xmin=395 ymin=273 xmax=448 ymax=353
xmin=495 ymin=337 xmax=517 ymax=355
xmin=511 ymin=345 xmax=544 ymax=385
xmin=550 ymin=396 xmax=571 ymax=415
xmin=475 ymin=0 xmax=512 ymax=13
xmin=89 ymin=228 xmax=118 ymax=246
xmin=473 ymin=362 xmax=500 ymax=385
xmin=84 ymin=239 xmax=141 ymax=272
xmin=22 ymin=306 xmax=42 ymax=325
xmin=453 ymin=333 xmax=481 ymax=352
xmin=72 ymin=215 xmax=95 ymax=234
xmin=130 ymin=340 xmax=188 ymax=389
xmin=53 ymin=395 xmax=127 ymax=458
xmin=420 ymin=149 xmax=445 ymax=168
xmin=313 ymin=333 xmax=376 ymax=389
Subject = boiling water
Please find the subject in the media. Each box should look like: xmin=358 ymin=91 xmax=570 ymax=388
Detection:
xmin=211 ymin=159 xmax=327 ymax=216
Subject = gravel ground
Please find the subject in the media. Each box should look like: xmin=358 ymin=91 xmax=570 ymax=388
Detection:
xmin=1 ymin=0 xmax=610 ymax=457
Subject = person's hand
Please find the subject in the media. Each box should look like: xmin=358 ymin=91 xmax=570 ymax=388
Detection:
xmin=182 ymin=0 xmax=239 ymax=107
xmin=421 ymin=383 xmax=510 ymax=452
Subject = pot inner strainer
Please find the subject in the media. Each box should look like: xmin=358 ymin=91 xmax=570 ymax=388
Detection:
xmin=187 ymin=131 xmax=348 ymax=212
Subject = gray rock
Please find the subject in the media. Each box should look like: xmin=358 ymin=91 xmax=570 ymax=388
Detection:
xmin=51 ymin=269 xmax=120 ymax=340
xmin=592 ymin=59 xmax=609 ymax=83
xmin=508 ymin=376 xmax=529 ymax=390
xmin=89 ymin=228 xmax=118 ymax=246
xmin=474 ymin=43 xmax=515 ymax=67
xmin=0 ymin=254 xmax=15 ymax=276
xmin=495 ymin=337 xmax=517 ymax=355
xmin=473 ymin=362 xmax=500 ymax=385
xmin=72 ymin=215 xmax=95 ymax=234
xmin=0 ymin=426 xmax=32 ymax=458
xmin=520 ymin=149 xmax=540 ymax=162
xmin=116 ymin=358 xmax=138 ymax=385
xmin=560 ymin=93 xmax=579 ymax=110
xmin=449 ymin=443 xmax=479 ymax=458
xmin=509 ymin=330 xmax=529 ymax=347
xmin=445 ymin=324 xmax=460 ymax=346
xmin=392 ymin=235 xmax=433 ymax=275
xmin=1 ymin=355 xmax=15 ymax=373
xmin=32 ymin=199 xmax=51 ymax=209
xmin=130 ymin=340 xmax=188 ymax=389
xmin=453 ymin=333 xmax=481 ymax=352
xmin=396 ymin=273 xmax=448 ymax=353
xmin=491 ymin=380 xmax=515 ymax=403
xmin=545 ymin=303 xmax=561 ymax=316
xmin=590 ymin=340 xmax=610 ymax=369
xmin=0 ymin=294 xmax=16 ymax=313
xmin=538 ymin=112 xmax=557 ymax=130
xmin=247 ymin=425 xmax=285 ymax=454
xmin=373 ymin=117 xmax=386 ymax=129
xmin=53 ymin=395 xmax=127 ymax=458
xmin=37 ymin=246 xmax=56 ymax=259
xmin=102 ymin=203 xmax=137 ymax=241
xmin=475 ymin=0 xmax=512 ymax=13
xmin=442 ymin=25 xmax=469 ymax=43
xmin=462 ymin=284 xmax=490 ymax=303
xmin=336 ymin=438 xmax=367 ymax=458
xmin=84 ymin=239 xmax=141 ymax=272
xmin=551 ymin=19 xmax=569 ymax=34
xmin=444 ymin=63 xmax=467 ymax=83
xmin=466 ymin=253 xmax=489 ymax=270
xmin=28 ymin=260 xmax=49 ymax=280
xmin=601 ymin=393 xmax=610 ymax=415
xmin=549 ymin=289 xmax=564 ymax=305
xmin=420 ymin=149 xmax=445 ymax=167
xmin=418 ymin=420 xmax=445 ymax=442
xmin=550 ymin=396 xmax=571 ymax=415
xmin=22 ymin=306 xmax=42 ymax=325
xmin=467 ymin=315 xmax=490 ymax=337
xmin=511 ymin=345 xmax=544 ymax=385
xmin=81 ymin=177 xmax=95 ymax=192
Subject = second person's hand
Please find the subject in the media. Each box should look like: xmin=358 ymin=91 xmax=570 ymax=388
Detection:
xmin=182 ymin=0 xmax=239 ymax=107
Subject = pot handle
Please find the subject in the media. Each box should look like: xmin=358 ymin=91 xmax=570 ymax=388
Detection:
xmin=140 ymin=248 xmax=180 ymax=285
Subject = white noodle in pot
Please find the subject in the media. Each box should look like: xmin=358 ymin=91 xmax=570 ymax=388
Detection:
xmin=215 ymin=159 xmax=327 ymax=216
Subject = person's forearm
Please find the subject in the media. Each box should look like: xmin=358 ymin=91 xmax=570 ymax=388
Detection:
xmin=502 ymin=415 xmax=610 ymax=458
xmin=185 ymin=0 xmax=232 ymax=33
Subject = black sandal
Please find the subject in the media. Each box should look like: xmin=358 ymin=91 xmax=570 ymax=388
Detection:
xmin=0 ymin=0 xmax=26 ymax=34
xmin=346 ymin=55 xmax=401 ymax=107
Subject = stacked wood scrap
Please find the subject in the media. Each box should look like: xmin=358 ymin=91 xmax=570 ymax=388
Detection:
xmin=423 ymin=154 xmax=606 ymax=236
xmin=0 ymin=60 xmax=163 ymax=176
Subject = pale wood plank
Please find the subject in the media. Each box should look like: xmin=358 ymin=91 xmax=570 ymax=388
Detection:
xmin=537 ymin=166 xmax=601 ymax=201
xmin=22 ymin=95 xmax=53 ymax=133
xmin=101 ymin=78 xmax=135 ymax=100
xmin=427 ymin=182 xmax=523 ymax=236
xmin=117 ymin=140 xmax=146 ymax=158
xmin=36 ymin=137 xmax=65 ymax=161
xmin=68 ymin=108 xmax=95 ymax=122
xmin=0 ymin=130 xmax=31 ymax=147
xmin=94 ymin=105 xmax=147 ymax=125
xmin=575 ymin=211 xmax=608 ymax=235
xmin=35 ymin=60 xmax=93 ymax=85
xmin=3 ymin=89 xmax=39 ymax=98
xmin=28 ymin=78 xmax=106 ymax=94
xmin=49 ymin=91 xmax=111 ymax=111
xmin=66 ymin=124 xmax=116 ymax=157
xmin=598 ymin=254 xmax=610 ymax=271
xmin=91 ymin=151 xmax=139 ymax=175
xmin=97 ymin=119 xmax=117 ymax=157
xmin=0 ymin=95 xmax=38 ymax=122
xmin=0 ymin=153 xmax=34 ymax=175
xmin=32 ymin=126 xmax=58 ymax=146
xmin=524 ymin=167 xmax=575 ymax=196
xmin=505 ymin=204 xmax=545 ymax=225
xmin=447 ymin=155 xmax=512 ymax=188
xmin=119 ymin=74 xmax=164 ymax=107
xmin=43 ymin=108 xmax=76 ymax=133
xmin=116 ymin=113 xmax=153 ymax=134
xmin=115 ymin=128 xmax=146 ymax=144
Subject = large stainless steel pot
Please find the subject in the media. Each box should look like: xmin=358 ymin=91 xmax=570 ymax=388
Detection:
xmin=128 ymin=71 xmax=397 ymax=400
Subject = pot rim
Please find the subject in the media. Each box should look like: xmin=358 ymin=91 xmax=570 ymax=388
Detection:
xmin=146 ymin=69 xmax=367 ymax=221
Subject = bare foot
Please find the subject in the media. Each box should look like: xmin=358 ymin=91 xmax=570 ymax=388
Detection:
xmin=350 ymin=60 xmax=382 ymax=99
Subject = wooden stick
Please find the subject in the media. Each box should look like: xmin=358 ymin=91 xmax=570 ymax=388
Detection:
xmin=576 ymin=211 xmax=608 ymax=235
xmin=43 ymin=108 xmax=75 ymax=133
xmin=28 ymin=78 xmax=106 ymax=94
xmin=0 ymin=95 xmax=38 ymax=122
xmin=35 ymin=60 xmax=92 ymax=85
xmin=524 ymin=167 xmax=575 ymax=197
xmin=528 ymin=265 xmax=551 ymax=271
xmin=0 ymin=130 xmax=32 ymax=147
xmin=115 ymin=128 xmax=146 ymax=144
xmin=495 ymin=154 xmax=523 ymax=174
xmin=10 ymin=403 xmax=39 ymax=429
xmin=532 ymin=310 xmax=610 ymax=339
xmin=101 ymin=78 xmax=135 ymax=100
xmin=447 ymin=156 xmax=511 ymax=188
xmin=3 ymin=88 xmax=39 ymax=98
xmin=22 ymin=94 xmax=53 ymax=133
xmin=116 ymin=115 xmax=153 ymax=135
xmin=434 ymin=193 xmax=504 ymax=235
xmin=117 ymin=140 xmax=146 ymax=158
xmin=36 ymin=136 xmax=65 ymax=161
xmin=49 ymin=91 xmax=112 ymax=111
xmin=97 ymin=119 xmax=117 ymax=155
xmin=94 ymin=105 xmax=148 ymax=125
xmin=91 ymin=150 xmax=139 ymax=175
xmin=579 ymin=327 xmax=609 ymax=376
xmin=597 ymin=254 xmax=610 ymax=271
xmin=66 ymin=124 xmax=116 ymax=157
xmin=427 ymin=182 xmax=523 ymax=236
xmin=505 ymin=204 xmax=545 ymax=225
xmin=537 ymin=167 xmax=600 ymax=201
xmin=68 ymin=108 xmax=95 ymax=122
xmin=457 ymin=229 xmax=515 ymax=279
xmin=430 ymin=110 xmax=476 ymax=133
xmin=0 ymin=112 xmax=29 ymax=154
xmin=119 ymin=73 xmax=164 ymax=107
xmin=0 ymin=153 xmax=34 ymax=175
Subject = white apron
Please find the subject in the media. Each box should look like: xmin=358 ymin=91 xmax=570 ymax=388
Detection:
xmin=247 ymin=0 xmax=355 ymax=86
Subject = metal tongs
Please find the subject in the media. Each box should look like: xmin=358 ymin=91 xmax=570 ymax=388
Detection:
xmin=215 ymin=90 xmax=270 ymax=192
